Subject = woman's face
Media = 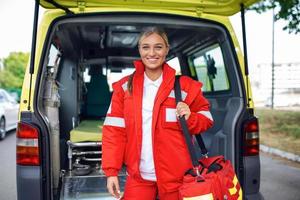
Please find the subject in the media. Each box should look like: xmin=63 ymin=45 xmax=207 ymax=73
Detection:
xmin=139 ymin=33 xmax=169 ymax=71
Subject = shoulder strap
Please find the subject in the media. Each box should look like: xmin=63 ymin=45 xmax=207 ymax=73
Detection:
xmin=174 ymin=76 xmax=208 ymax=159
xmin=174 ymin=76 xmax=199 ymax=167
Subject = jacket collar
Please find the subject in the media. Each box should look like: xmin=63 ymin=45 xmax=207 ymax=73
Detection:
xmin=133 ymin=60 xmax=145 ymax=75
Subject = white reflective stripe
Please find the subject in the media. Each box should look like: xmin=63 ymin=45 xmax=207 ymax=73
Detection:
xmin=168 ymin=90 xmax=187 ymax=101
xmin=104 ymin=116 xmax=125 ymax=128
xmin=182 ymin=91 xmax=187 ymax=100
xmin=122 ymin=81 xmax=128 ymax=91
xmin=17 ymin=138 xmax=39 ymax=147
xmin=168 ymin=90 xmax=175 ymax=98
xmin=107 ymin=102 xmax=112 ymax=114
xmin=198 ymin=111 xmax=213 ymax=121
xmin=165 ymin=108 xmax=177 ymax=122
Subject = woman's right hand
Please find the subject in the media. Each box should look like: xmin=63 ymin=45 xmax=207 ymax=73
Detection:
xmin=107 ymin=176 xmax=121 ymax=198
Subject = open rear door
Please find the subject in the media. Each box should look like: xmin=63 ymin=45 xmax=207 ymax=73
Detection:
xmin=40 ymin=0 xmax=260 ymax=15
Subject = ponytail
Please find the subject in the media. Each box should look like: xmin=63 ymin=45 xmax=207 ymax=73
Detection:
xmin=127 ymin=72 xmax=135 ymax=95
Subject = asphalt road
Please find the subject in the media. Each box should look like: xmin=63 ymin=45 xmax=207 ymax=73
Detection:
xmin=0 ymin=130 xmax=299 ymax=200
xmin=0 ymin=130 xmax=17 ymax=200
xmin=260 ymin=152 xmax=300 ymax=200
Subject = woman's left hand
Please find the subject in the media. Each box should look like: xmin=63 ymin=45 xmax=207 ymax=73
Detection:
xmin=176 ymin=102 xmax=191 ymax=120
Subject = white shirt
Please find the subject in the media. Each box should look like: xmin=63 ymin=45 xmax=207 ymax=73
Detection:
xmin=139 ymin=72 xmax=162 ymax=181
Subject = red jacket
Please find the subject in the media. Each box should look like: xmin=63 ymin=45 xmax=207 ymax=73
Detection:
xmin=102 ymin=60 xmax=213 ymax=193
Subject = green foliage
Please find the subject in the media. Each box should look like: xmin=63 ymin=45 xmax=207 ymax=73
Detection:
xmin=0 ymin=52 xmax=29 ymax=90
xmin=256 ymin=109 xmax=300 ymax=139
xmin=251 ymin=0 xmax=300 ymax=34
xmin=279 ymin=124 xmax=300 ymax=139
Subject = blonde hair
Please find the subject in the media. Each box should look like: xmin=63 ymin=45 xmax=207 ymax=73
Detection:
xmin=138 ymin=26 xmax=169 ymax=47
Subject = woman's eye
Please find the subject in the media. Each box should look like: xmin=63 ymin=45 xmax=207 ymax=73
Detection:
xmin=142 ymin=46 xmax=149 ymax=50
xmin=155 ymin=46 xmax=163 ymax=50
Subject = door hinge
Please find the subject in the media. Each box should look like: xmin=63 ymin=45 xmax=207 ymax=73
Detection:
xmin=77 ymin=1 xmax=86 ymax=13
xmin=196 ymin=7 xmax=204 ymax=17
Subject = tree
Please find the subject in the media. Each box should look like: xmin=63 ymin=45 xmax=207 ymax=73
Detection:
xmin=251 ymin=0 xmax=300 ymax=34
xmin=0 ymin=52 xmax=29 ymax=89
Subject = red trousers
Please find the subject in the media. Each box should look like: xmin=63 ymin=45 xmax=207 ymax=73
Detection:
xmin=122 ymin=175 xmax=179 ymax=200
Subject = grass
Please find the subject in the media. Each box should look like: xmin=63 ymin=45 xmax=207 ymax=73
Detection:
xmin=255 ymin=108 xmax=300 ymax=155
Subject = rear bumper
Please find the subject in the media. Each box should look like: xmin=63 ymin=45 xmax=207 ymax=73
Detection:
xmin=17 ymin=165 xmax=42 ymax=200
xmin=243 ymin=155 xmax=262 ymax=200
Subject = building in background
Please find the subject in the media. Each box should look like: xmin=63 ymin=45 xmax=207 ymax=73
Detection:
xmin=250 ymin=62 xmax=300 ymax=107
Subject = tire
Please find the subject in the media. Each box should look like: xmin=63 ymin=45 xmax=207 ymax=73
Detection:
xmin=0 ymin=117 xmax=6 ymax=140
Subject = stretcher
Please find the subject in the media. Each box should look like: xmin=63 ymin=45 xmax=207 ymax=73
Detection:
xmin=61 ymin=119 xmax=126 ymax=199
xmin=67 ymin=120 xmax=103 ymax=175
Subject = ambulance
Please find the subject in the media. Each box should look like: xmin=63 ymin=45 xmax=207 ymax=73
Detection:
xmin=17 ymin=0 xmax=262 ymax=199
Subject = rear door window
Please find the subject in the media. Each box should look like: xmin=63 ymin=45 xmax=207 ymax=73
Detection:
xmin=188 ymin=44 xmax=229 ymax=93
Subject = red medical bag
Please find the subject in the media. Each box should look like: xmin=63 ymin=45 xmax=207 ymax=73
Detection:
xmin=175 ymin=76 xmax=242 ymax=200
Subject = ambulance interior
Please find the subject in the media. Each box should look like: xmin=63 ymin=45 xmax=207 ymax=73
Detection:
xmin=38 ymin=14 xmax=244 ymax=199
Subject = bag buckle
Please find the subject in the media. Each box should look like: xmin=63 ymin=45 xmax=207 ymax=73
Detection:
xmin=201 ymin=152 xmax=209 ymax=158
xmin=193 ymin=166 xmax=201 ymax=177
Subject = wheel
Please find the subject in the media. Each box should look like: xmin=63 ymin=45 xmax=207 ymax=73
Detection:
xmin=0 ymin=118 xmax=6 ymax=140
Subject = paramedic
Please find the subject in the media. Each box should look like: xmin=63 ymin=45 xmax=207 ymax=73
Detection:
xmin=102 ymin=27 xmax=213 ymax=200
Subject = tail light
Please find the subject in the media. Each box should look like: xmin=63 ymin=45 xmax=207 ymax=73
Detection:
xmin=16 ymin=122 xmax=40 ymax=165
xmin=243 ymin=117 xmax=259 ymax=156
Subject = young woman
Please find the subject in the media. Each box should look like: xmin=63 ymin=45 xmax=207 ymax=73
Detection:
xmin=102 ymin=27 xmax=214 ymax=200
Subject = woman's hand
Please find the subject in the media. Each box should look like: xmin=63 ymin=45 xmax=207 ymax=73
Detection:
xmin=107 ymin=176 xmax=121 ymax=198
xmin=176 ymin=102 xmax=191 ymax=120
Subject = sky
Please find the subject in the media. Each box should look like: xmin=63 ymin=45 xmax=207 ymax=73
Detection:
xmin=230 ymin=9 xmax=300 ymax=67
xmin=0 ymin=0 xmax=300 ymax=69
xmin=0 ymin=0 xmax=40 ymax=59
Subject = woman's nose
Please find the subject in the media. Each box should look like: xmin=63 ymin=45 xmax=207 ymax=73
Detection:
xmin=149 ymin=47 xmax=156 ymax=56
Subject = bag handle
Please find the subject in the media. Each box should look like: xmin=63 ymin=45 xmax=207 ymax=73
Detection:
xmin=174 ymin=76 xmax=208 ymax=166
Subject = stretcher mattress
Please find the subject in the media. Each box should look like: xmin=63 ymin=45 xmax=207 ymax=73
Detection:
xmin=70 ymin=120 xmax=103 ymax=142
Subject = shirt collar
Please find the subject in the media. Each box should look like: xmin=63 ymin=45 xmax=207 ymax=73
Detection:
xmin=144 ymin=72 xmax=163 ymax=88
